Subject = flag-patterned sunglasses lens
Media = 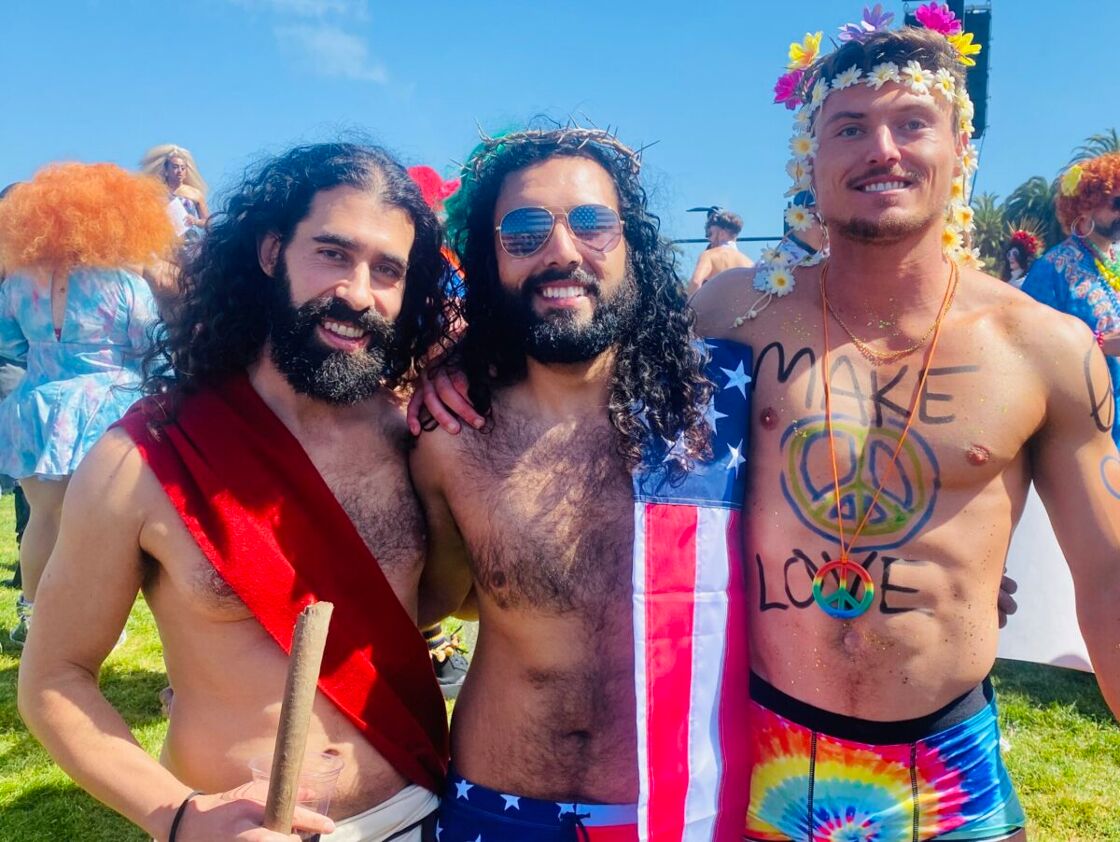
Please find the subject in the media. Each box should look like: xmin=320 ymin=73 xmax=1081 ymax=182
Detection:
xmin=498 ymin=205 xmax=622 ymax=257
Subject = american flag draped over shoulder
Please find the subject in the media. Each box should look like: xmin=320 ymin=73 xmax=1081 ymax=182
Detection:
xmin=632 ymin=338 xmax=753 ymax=841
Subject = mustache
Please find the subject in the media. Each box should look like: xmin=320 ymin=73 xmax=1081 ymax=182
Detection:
xmin=522 ymin=267 xmax=602 ymax=298
xmin=299 ymin=296 xmax=391 ymax=333
xmin=847 ymin=166 xmax=924 ymax=188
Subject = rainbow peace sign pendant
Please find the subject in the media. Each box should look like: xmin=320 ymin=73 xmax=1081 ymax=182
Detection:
xmin=812 ymin=558 xmax=875 ymax=619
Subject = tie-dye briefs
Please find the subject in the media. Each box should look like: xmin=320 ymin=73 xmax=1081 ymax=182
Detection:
xmin=745 ymin=674 xmax=1025 ymax=842
xmin=435 ymin=769 xmax=638 ymax=841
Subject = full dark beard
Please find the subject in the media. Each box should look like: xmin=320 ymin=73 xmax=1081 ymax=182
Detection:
xmin=495 ymin=267 xmax=639 ymax=365
xmin=265 ymin=258 xmax=394 ymax=405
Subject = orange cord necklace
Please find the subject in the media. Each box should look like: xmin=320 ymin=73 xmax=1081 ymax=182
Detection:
xmin=812 ymin=261 xmax=958 ymax=618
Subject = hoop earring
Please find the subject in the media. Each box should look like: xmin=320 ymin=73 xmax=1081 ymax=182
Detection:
xmin=1072 ymin=216 xmax=1096 ymax=238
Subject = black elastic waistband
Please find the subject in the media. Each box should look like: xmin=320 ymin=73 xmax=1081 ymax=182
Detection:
xmin=750 ymin=673 xmax=994 ymax=745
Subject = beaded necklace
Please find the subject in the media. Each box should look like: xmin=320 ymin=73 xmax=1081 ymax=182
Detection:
xmin=1087 ymin=242 xmax=1120 ymax=294
xmin=812 ymin=262 xmax=958 ymax=618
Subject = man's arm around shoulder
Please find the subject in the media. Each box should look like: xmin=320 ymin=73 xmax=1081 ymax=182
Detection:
xmin=1028 ymin=312 xmax=1120 ymax=720
xmin=18 ymin=430 xmax=333 ymax=841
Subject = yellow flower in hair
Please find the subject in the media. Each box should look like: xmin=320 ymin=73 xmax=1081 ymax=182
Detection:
xmin=957 ymin=92 xmax=975 ymax=119
xmin=941 ymin=225 xmax=963 ymax=253
xmin=1061 ymin=165 xmax=1084 ymax=197
xmin=868 ymin=62 xmax=901 ymax=90
xmin=784 ymin=205 xmax=814 ymax=232
xmin=950 ymin=177 xmax=966 ymax=202
xmin=766 ymin=266 xmax=796 ymax=297
xmin=952 ymin=204 xmax=974 ymax=228
xmin=959 ymin=114 xmax=975 ymax=135
xmin=831 ymin=66 xmax=863 ymax=91
xmin=961 ymin=145 xmax=978 ymax=173
xmin=789 ymin=133 xmax=818 ymax=160
xmin=788 ymin=32 xmax=823 ymax=70
xmin=900 ymin=61 xmax=932 ymax=96
xmin=947 ymin=31 xmax=981 ymax=67
xmin=953 ymin=246 xmax=982 ymax=269
xmin=933 ymin=68 xmax=956 ymax=99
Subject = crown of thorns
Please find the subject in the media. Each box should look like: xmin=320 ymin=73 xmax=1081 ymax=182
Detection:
xmin=461 ymin=126 xmax=645 ymax=181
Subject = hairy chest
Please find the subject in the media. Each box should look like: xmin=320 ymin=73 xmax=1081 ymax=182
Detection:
xmin=449 ymin=418 xmax=635 ymax=614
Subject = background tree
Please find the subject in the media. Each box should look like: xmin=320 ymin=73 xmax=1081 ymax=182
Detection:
xmin=1068 ymin=129 xmax=1119 ymax=166
xmin=970 ymin=191 xmax=1006 ymax=273
xmin=1004 ymin=176 xmax=1062 ymax=250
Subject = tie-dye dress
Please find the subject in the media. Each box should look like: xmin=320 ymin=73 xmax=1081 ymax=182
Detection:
xmin=0 ymin=268 xmax=158 ymax=479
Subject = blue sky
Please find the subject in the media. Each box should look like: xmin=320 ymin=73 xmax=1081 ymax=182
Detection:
xmin=1 ymin=1 xmax=1114 ymax=268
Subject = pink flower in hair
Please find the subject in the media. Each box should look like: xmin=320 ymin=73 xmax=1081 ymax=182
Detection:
xmin=773 ymin=69 xmax=805 ymax=110
xmin=914 ymin=2 xmax=962 ymax=35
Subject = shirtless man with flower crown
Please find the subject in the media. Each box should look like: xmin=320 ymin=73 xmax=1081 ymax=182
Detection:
xmin=691 ymin=15 xmax=1120 ymax=842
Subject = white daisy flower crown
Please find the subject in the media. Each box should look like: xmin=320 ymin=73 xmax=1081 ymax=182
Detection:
xmin=734 ymin=3 xmax=982 ymax=327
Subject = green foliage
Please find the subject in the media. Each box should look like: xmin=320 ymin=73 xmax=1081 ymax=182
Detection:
xmin=970 ymin=191 xmax=1005 ymax=274
xmin=0 ymin=496 xmax=1118 ymax=839
xmin=973 ymin=128 xmax=1118 ymax=261
xmin=1067 ymin=129 xmax=1120 ymax=167
xmin=1005 ymin=175 xmax=1063 ymax=249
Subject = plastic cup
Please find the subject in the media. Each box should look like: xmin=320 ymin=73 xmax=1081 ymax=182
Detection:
xmin=247 ymin=750 xmax=345 ymax=820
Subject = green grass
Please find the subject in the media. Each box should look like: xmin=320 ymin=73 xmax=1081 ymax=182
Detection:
xmin=0 ymin=495 xmax=1118 ymax=840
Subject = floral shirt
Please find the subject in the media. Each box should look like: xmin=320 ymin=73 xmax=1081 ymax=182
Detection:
xmin=1021 ymin=236 xmax=1120 ymax=444
xmin=0 ymin=268 xmax=157 ymax=478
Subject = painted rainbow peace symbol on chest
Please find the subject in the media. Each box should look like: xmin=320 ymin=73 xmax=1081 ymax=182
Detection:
xmin=779 ymin=414 xmax=940 ymax=552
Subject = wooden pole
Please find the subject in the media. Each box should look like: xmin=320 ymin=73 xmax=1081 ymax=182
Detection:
xmin=262 ymin=601 xmax=334 ymax=833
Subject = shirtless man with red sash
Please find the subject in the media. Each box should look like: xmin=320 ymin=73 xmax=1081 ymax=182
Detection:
xmin=19 ymin=143 xmax=451 ymax=841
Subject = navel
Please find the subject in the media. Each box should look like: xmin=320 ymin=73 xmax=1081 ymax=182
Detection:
xmin=760 ymin=406 xmax=779 ymax=430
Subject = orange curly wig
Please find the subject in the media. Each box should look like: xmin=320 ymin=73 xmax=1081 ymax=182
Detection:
xmin=0 ymin=162 xmax=176 ymax=274
xmin=1057 ymin=152 xmax=1120 ymax=234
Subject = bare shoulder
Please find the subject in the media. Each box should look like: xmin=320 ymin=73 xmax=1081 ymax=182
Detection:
xmin=70 ymin=428 xmax=153 ymax=512
xmin=961 ymin=267 xmax=1096 ymax=389
xmin=409 ymin=423 xmax=468 ymax=493
xmin=691 ymin=266 xmax=759 ymax=338
xmin=974 ymin=268 xmax=1091 ymax=349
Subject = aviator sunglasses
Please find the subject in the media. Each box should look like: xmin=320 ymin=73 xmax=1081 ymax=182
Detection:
xmin=496 ymin=204 xmax=623 ymax=258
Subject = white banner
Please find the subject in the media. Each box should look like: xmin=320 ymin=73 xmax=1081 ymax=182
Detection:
xmin=997 ymin=484 xmax=1092 ymax=672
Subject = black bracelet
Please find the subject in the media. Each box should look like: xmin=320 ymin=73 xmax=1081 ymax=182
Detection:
xmin=168 ymin=790 xmax=201 ymax=842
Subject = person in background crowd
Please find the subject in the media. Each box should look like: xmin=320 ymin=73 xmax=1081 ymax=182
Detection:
xmin=1022 ymin=152 xmax=1120 ymax=442
xmin=141 ymin=144 xmax=209 ymax=234
xmin=0 ymin=163 xmax=172 ymax=648
xmin=687 ymin=206 xmax=753 ymax=294
xmin=1001 ymin=229 xmax=1041 ymax=288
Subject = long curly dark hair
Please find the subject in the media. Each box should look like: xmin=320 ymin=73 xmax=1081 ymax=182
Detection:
xmin=143 ymin=142 xmax=449 ymax=405
xmin=444 ymin=128 xmax=712 ymax=470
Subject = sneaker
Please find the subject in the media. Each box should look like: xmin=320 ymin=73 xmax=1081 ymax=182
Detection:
xmin=9 ymin=617 xmax=28 ymax=649
xmin=434 ymin=651 xmax=470 ymax=700
xmin=9 ymin=595 xmax=31 ymax=649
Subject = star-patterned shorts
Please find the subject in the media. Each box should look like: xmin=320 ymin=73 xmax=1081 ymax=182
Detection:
xmin=435 ymin=769 xmax=638 ymax=841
